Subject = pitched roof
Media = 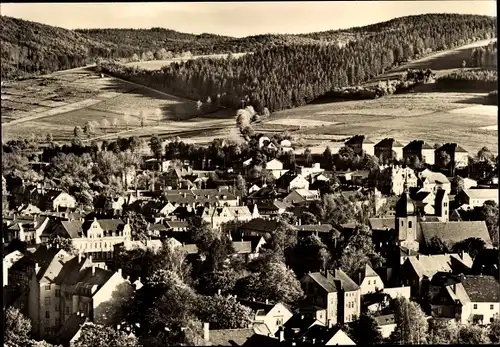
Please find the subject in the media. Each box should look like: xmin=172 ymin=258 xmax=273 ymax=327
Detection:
xmin=406 ymin=253 xmax=473 ymax=279
xmin=208 ymin=328 xmax=255 ymax=346
xmin=375 ymin=138 xmax=404 ymax=148
xmin=60 ymin=220 xmax=84 ymax=238
xmin=239 ymin=218 xmax=280 ymax=234
xmin=73 ymin=267 xmax=114 ymax=296
xmin=419 ymin=169 xmax=450 ymax=185
xmin=56 ymin=313 xmax=88 ymax=344
xmin=420 ymin=221 xmax=493 ymax=247
xmin=461 ymin=275 xmax=500 ymax=302
xmin=165 ymin=220 xmax=189 ymax=230
xmin=232 ymin=241 xmax=252 ymax=254
xmin=437 ymin=143 xmax=468 ymax=154
xmin=301 ymin=325 xmax=352 ymax=345
xmin=404 ymin=140 xmax=433 ymax=151
xmin=284 ymin=314 xmax=323 ymax=336
xmin=296 ymin=224 xmax=333 ymax=233
xmin=463 ymin=189 xmax=498 ymax=200
xmin=306 ymin=269 xmax=359 ymax=293
xmin=369 ymin=218 xmax=395 ymax=230
xmin=374 ymin=314 xmax=396 ymax=326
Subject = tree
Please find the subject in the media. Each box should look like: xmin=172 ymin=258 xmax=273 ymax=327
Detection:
xmin=48 ymin=235 xmax=77 ymax=254
xmin=458 ymin=324 xmax=490 ymax=344
xmin=290 ymin=234 xmax=331 ymax=276
xmin=350 ymin=312 xmax=383 ymax=345
xmin=268 ymin=220 xmax=298 ymax=256
xmin=428 ymin=318 xmax=459 ymax=344
xmin=149 ymin=135 xmax=163 ymax=162
xmin=235 ymin=174 xmax=247 ymax=197
xmin=84 ymin=121 xmax=96 ymax=138
xmin=236 ymin=109 xmax=251 ymax=130
xmin=139 ymin=110 xmax=147 ymax=128
xmin=155 ymin=108 xmax=162 ymax=126
xmin=425 ymin=236 xmax=452 ymax=254
xmin=195 ymin=295 xmax=252 ymax=330
xmin=489 ymin=317 xmax=500 ymax=343
xmin=452 ymin=176 xmax=465 ymax=194
xmin=196 ymin=269 xmax=239 ymax=296
xmin=4 ymin=307 xmax=32 ymax=347
xmin=437 ymin=151 xmax=451 ymax=169
xmin=390 ymin=297 xmax=428 ymax=344
xmin=262 ymin=107 xmax=271 ymax=118
xmin=238 ymin=260 xmax=303 ymax=304
xmin=479 ymin=201 xmax=499 ymax=247
xmin=74 ymin=126 xmax=84 ymax=138
xmin=46 ymin=133 xmax=53 ymax=143
xmin=452 ymin=237 xmax=486 ymax=259
xmin=71 ymin=323 xmax=140 ymax=347
xmin=123 ymin=211 xmax=149 ymax=239
xmin=304 ymin=148 xmax=313 ymax=167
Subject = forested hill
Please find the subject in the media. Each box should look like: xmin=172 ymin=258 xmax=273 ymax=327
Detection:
xmin=0 ymin=15 xmax=129 ymax=79
xmin=101 ymin=13 xmax=497 ymax=112
xmin=1 ymin=13 xmax=496 ymax=81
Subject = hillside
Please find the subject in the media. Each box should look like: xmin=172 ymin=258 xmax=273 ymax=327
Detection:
xmin=0 ymin=15 xmax=128 ymax=79
xmin=101 ymin=13 xmax=497 ymax=112
xmin=1 ymin=13 xmax=496 ymax=82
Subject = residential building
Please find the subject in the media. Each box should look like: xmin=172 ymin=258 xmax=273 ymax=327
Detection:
xmin=431 ymin=275 xmax=500 ymax=325
xmin=356 ymin=264 xmax=384 ymax=295
xmin=40 ymin=190 xmax=77 ymax=212
xmin=239 ymin=300 xmax=293 ymax=335
xmin=345 ymin=135 xmax=375 ymax=156
xmin=265 ymin=159 xmax=287 ymax=179
xmin=403 ymin=140 xmax=435 ymax=165
xmin=301 ymin=269 xmax=361 ymax=326
xmin=42 ymin=218 xmax=132 ymax=262
xmin=374 ymin=138 xmax=404 ymax=162
xmin=254 ymin=200 xmax=289 ymax=217
xmin=283 ymin=314 xmax=325 ymax=341
xmin=276 ymin=171 xmax=310 ymax=191
xmin=300 ymin=325 xmax=356 ymax=345
xmin=296 ymin=163 xmax=324 ymax=179
xmin=435 ymin=143 xmax=469 ymax=169
xmin=418 ymin=169 xmax=451 ymax=194
xmin=4 ymin=215 xmax=50 ymax=244
xmin=455 ymin=188 xmax=499 ymax=209
xmin=284 ymin=189 xmax=321 ymax=205
xmin=381 ymin=166 xmax=418 ymax=195
xmin=400 ymin=253 xmax=473 ymax=298
xmin=3 ymin=250 xmax=24 ymax=287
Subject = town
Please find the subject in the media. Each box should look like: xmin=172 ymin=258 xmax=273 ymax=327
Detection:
xmin=1 ymin=3 xmax=499 ymax=347
xmin=3 ymin=127 xmax=499 ymax=346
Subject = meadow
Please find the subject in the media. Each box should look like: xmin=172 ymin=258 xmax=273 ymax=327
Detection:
xmin=123 ymin=52 xmax=249 ymax=70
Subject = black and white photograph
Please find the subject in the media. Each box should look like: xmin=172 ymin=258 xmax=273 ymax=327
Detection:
xmin=1 ymin=1 xmax=498 ymax=346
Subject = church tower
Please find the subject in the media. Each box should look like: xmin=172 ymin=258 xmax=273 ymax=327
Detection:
xmin=395 ymin=171 xmax=419 ymax=251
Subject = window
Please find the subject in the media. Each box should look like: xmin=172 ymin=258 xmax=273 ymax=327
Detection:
xmin=473 ymin=304 xmax=478 ymax=309
xmin=491 ymin=305 xmax=495 ymax=310
xmin=55 ymin=289 xmax=61 ymax=297
xmin=276 ymin=318 xmax=284 ymax=326
xmin=491 ymin=318 xmax=495 ymax=323
xmin=44 ymin=327 xmax=51 ymax=334
xmin=44 ymin=285 xmax=51 ymax=291
xmin=373 ymin=280 xmax=376 ymax=284
xmin=55 ymin=303 xmax=60 ymax=312
xmin=408 ymin=221 xmax=412 ymax=228
xmin=45 ymin=311 xmax=50 ymax=319
xmin=401 ymin=220 xmax=404 ymax=226
xmin=45 ymin=297 xmax=51 ymax=305
xmin=368 ymin=280 xmax=371 ymax=285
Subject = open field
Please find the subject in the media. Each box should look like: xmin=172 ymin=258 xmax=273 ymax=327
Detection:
xmin=124 ymin=52 xmax=249 ymax=70
xmin=365 ymin=38 xmax=497 ymax=85
xmin=1 ymin=68 xmax=235 ymax=142
xmin=267 ymin=92 xmax=498 ymax=155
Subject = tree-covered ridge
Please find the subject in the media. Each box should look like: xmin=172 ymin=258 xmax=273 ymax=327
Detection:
xmin=102 ymin=14 xmax=496 ymax=112
xmin=0 ymin=15 xmax=130 ymax=79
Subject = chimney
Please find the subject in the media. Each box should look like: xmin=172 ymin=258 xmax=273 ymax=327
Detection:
xmin=78 ymin=253 xmax=82 ymax=263
xmin=203 ymin=322 xmax=210 ymax=342
xmin=265 ymin=299 xmax=269 ymax=305
xmin=301 ymin=315 xmax=304 ymax=320
xmin=279 ymin=328 xmax=285 ymax=342
xmin=416 ymin=254 xmax=420 ymax=261
xmin=91 ymin=265 xmax=95 ymax=276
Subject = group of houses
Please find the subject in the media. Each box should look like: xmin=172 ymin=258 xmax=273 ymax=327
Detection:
xmin=2 ymin=135 xmax=499 ymax=346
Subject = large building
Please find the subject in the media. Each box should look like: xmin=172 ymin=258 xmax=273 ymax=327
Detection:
xmin=403 ymin=140 xmax=435 ymax=166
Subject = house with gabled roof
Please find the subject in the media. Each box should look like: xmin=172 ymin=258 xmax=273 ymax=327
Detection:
xmin=276 ymin=171 xmax=310 ymax=191
xmin=435 ymin=143 xmax=469 ymax=169
xmin=299 ymin=325 xmax=356 ymax=346
xmin=455 ymin=188 xmax=499 ymax=209
xmin=301 ymin=269 xmax=361 ymax=326
xmin=39 ymin=190 xmax=76 ymax=212
xmin=345 ymin=134 xmax=375 ymax=156
xmin=431 ymin=275 xmax=500 ymax=326
xmin=355 ymin=264 xmax=384 ymax=295
xmin=283 ymin=313 xmax=325 ymax=341
xmin=403 ymin=140 xmax=435 ymax=165
xmin=374 ymin=314 xmax=396 ymax=339
xmin=238 ymin=299 xmax=293 ymax=335
xmin=417 ymin=169 xmax=451 ymax=194
xmin=5 ymin=215 xmax=50 ymax=244
xmin=374 ymin=138 xmax=404 ymax=162
xmin=284 ymin=189 xmax=321 ymax=205
xmin=400 ymin=253 xmax=474 ymax=298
